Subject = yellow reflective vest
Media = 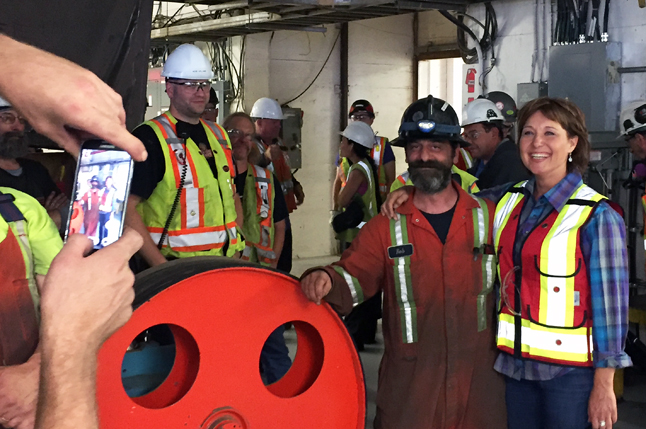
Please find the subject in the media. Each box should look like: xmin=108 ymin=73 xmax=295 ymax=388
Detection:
xmin=135 ymin=112 xmax=244 ymax=258
xmin=241 ymin=165 xmax=276 ymax=266
xmin=337 ymin=159 xmax=378 ymax=243
xmin=341 ymin=136 xmax=390 ymax=201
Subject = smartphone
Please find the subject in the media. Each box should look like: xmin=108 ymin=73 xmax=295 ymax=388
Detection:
xmin=65 ymin=140 xmax=134 ymax=250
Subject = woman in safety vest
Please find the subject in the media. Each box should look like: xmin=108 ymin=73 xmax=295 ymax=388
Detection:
xmin=489 ymin=98 xmax=630 ymax=429
xmin=383 ymin=97 xmax=631 ymax=429
xmin=332 ymin=121 xmax=382 ymax=351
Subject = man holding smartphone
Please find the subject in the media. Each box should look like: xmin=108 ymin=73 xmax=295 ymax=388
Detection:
xmin=125 ymin=44 xmax=245 ymax=268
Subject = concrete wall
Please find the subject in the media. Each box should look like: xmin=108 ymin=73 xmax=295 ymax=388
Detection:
xmin=243 ymin=16 xmax=414 ymax=258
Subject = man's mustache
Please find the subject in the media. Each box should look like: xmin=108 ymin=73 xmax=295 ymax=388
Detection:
xmin=0 ymin=130 xmax=26 ymax=144
xmin=408 ymin=160 xmax=447 ymax=170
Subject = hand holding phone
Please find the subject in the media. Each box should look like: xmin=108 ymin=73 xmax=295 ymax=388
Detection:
xmin=65 ymin=140 xmax=134 ymax=250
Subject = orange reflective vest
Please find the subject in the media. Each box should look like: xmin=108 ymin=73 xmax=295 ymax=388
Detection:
xmin=494 ymin=181 xmax=605 ymax=366
xmin=259 ymin=138 xmax=297 ymax=213
xmin=136 ymin=112 xmax=243 ymax=258
xmin=241 ymin=165 xmax=276 ymax=266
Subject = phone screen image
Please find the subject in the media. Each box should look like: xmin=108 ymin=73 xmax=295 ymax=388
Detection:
xmin=67 ymin=142 xmax=133 ymax=250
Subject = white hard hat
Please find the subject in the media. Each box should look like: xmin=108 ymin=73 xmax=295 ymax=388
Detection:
xmin=161 ymin=44 xmax=214 ymax=80
xmin=0 ymin=96 xmax=11 ymax=110
xmin=250 ymin=97 xmax=285 ymax=120
xmin=340 ymin=121 xmax=375 ymax=148
xmin=619 ymin=101 xmax=646 ymax=137
xmin=462 ymin=98 xmax=505 ymax=127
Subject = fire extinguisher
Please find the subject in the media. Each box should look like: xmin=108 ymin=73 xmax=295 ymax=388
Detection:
xmin=465 ymin=68 xmax=476 ymax=94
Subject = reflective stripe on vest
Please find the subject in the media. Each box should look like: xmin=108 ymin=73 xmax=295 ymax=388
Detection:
xmin=355 ymin=160 xmax=375 ymax=217
xmin=471 ymin=195 xmax=496 ymax=332
xmin=371 ymin=136 xmax=387 ymax=195
xmin=137 ymin=112 xmax=240 ymax=255
xmin=460 ymin=148 xmax=474 ymax=169
xmin=241 ymin=165 xmax=276 ymax=265
xmin=389 ymin=215 xmax=417 ymax=344
xmin=332 ymin=266 xmax=364 ymax=306
xmin=493 ymin=181 xmax=603 ymax=366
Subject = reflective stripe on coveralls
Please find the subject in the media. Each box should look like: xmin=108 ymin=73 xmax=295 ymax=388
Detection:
xmin=493 ymin=181 xmax=604 ymax=366
xmin=388 ymin=197 xmax=495 ymax=344
xmin=136 ymin=112 xmax=242 ymax=257
xmin=332 ymin=266 xmax=364 ymax=306
xmin=241 ymin=165 xmax=276 ymax=265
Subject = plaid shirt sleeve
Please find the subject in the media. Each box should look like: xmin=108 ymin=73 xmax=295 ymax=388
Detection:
xmin=581 ymin=201 xmax=632 ymax=368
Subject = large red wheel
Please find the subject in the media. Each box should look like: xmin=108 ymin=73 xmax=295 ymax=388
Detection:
xmin=96 ymin=257 xmax=365 ymax=428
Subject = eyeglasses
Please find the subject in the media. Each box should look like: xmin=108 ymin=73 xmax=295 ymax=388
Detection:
xmin=350 ymin=114 xmax=371 ymax=121
xmin=0 ymin=113 xmax=27 ymax=126
xmin=463 ymin=131 xmax=481 ymax=141
xmin=227 ymin=129 xmax=253 ymax=140
xmin=203 ymin=108 xmax=217 ymax=112
xmin=168 ymin=80 xmax=211 ymax=92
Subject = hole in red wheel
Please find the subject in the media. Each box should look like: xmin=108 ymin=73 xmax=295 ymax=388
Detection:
xmin=121 ymin=324 xmax=199 ymax=409
xmin=260 ymin=320 xmax=324 ymax=398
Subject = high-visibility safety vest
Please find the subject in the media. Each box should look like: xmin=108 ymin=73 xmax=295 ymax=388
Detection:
xmin=136 ymin=112 xmax=243 ymax=258
xmin=454 ymin=147 xmax=474 ymax=171
xmin=336 ymin=159 xmax=378 ymax=243
xmin=0 ymin=191 xmax=39 ymax=365
xmin=258 ymin=138 xmax=298 ymax=213
xmin=493 ymin=181 xmax=605 ymax=367
xmin=333 ymin=195 xmax=496 ymax=343
xmin=390 ymin=165 xmax=480 ymax=194
xmin=241 ymin=165 xmax=276 ymax=266
xmin=341 ymin=136 xmax=391 ymax=200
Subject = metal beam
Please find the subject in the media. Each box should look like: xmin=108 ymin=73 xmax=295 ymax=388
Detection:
xmin=151 ymin=12 xmax=279 ymax=39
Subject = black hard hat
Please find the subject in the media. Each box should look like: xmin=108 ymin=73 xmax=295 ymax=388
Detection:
xmin=484 ymin=91 xmax=517 ymax=122
xmin=348 ymin=99 xmax=375 ymax=118
xmin=91 ymin=175 xmax=100 ymax=182
xmin=392 ymin=95 xmax=466 ymax=147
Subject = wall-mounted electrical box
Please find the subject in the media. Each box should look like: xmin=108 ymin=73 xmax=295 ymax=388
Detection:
xmin=280 ymin=107 xmax=303 ymax=170
xmin=548 ymin=42 xmax=622 ymax=147
xmin=517 ymin=82 xmax=548 ymax=109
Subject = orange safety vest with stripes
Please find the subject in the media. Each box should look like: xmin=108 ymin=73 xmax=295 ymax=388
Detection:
xmin=241 ymin=165 xmax=276 ymax=266
xmin=135 ymin=112 xmax=244 ymax=258
xmin=494 ymin=181 xmax=605 ymax=367
xmin=341 ymin=136 xmax=391 ymax=201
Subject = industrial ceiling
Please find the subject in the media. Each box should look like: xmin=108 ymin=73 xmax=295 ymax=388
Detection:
xmin=151 ymin=0 xmax=475 ymax=43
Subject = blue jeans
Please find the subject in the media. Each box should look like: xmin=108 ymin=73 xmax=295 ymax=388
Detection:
xmin=506 ymin=368 xmax=594 ymax=429
xmin=260 ymin=326 xmax=291 ymax=384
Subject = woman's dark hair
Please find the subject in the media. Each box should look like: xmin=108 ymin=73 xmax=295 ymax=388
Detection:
xmin=348 ymin=140 xmax=382 ymax=210
xmin=517 ymin=97 xmax=590 ymax=174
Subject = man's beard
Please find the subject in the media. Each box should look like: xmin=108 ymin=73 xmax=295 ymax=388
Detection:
xmin=408 ymin=159 xmax=452 ymax=194
xmin=0 ymin=131 xmax=30 ymax=159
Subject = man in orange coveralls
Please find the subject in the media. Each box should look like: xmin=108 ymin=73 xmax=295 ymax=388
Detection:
xmin=300 ymin=96 xmax=506 ymax=429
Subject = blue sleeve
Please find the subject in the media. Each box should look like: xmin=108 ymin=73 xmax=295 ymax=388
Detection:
xmin=382 ymin=141 xmax=395 ymax=164
xmin=581 ymin=201 xmax=632 ymax=368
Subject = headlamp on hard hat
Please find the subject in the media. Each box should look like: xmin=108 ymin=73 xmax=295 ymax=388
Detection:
xmin=417 ymin=120 xmax=436 ymax=133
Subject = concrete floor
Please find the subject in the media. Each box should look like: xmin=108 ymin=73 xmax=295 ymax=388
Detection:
xmin=290 ymin=256 xmax=646 ymax=429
